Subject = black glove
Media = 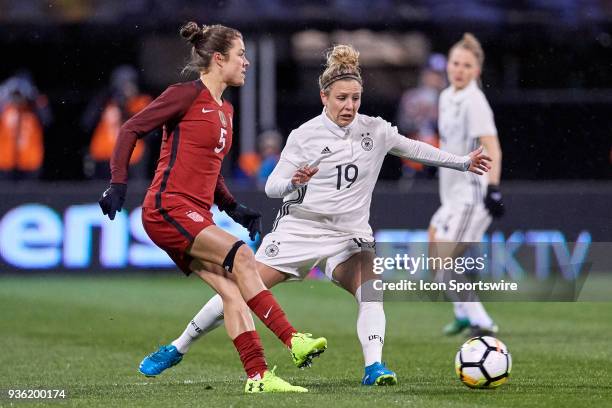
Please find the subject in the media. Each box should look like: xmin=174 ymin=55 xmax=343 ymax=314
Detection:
xmin=225 ymin=203 xmax=262 ymax=241
xmin=99 ymin=183 xmax=127 ymax=220
xmin=484 ymin=184 xmax=505 ymax=218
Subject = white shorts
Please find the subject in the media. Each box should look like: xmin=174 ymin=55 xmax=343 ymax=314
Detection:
xmin=255 ymin=231 xmax=374 ymax=281
xmin=430 ymin=204 xmax=491 ymax=242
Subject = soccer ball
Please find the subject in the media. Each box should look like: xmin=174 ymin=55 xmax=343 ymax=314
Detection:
xmin=455 ymin=336 xmax=512 ymax=389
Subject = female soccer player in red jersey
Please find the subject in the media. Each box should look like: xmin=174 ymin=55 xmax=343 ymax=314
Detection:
xmin=98 ymin=21 xmax=326 ymax=393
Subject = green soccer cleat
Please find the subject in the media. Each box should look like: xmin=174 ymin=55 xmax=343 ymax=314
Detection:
xmin=443 ymin=318 xmax=471 ymax=336
xmin=245 ymin=366 xmax=308 ymax=393
xmin=290 ymin=332 xmax=327 ymax=368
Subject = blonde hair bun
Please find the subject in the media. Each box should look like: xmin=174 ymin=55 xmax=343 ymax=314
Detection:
xmin=326 ymin=44 xmax=360 ymax=70
xmin=450 ymin=32 xmax=485 ymax=67
xmin=462 ymin=33 xmax=480 ymax=48
xmin=319 ymin=44 xmax=362 ymax=92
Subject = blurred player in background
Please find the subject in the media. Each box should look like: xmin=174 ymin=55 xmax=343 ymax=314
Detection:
xmin=396 ymin=54 xmax=446 ymax=179
xmin=256 ymin=129 xmax=282 ymax=187
xmin=81 ymin=65 xmax=152 ymax=179
xmin=234 ymin=129 xmax=282 ymax=187
xmin=139 ymin=44 xmax=491 ymax=386
xmin=0 ymin=71 xmax=52 ymax=180
xmin=429 ymin=33 xmax=504 ymax=337
xmin=98 ymin=21 xmax=327 ymax=393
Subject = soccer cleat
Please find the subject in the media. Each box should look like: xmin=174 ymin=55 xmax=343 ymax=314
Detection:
xmin=289 ymin=332 xmax=327 ymax=368
xmin=469 ymin=324 xmax=499 ymax=337
xmin=139 ymin=345 xmax=183 ymax=377
xmin=245 ymin=366 xmax=308 ymax=393
xmin=361 ymin=362 xmax=398 ymax=386
xmin=443 ymin=317 xmax=471 ymax=336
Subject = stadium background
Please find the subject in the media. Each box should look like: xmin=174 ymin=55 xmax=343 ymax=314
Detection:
xmin=1 ymin=1 xmax=611 ymax=407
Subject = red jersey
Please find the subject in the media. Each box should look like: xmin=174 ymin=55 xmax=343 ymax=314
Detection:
xmin=111 ymin=79 xmax=236 ymax=212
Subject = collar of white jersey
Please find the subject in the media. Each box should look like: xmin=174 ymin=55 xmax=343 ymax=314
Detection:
xmin=321 ymin=108 xmax=359 ymax=138
xmin=449 ymin=79 xmax=478 ymax=102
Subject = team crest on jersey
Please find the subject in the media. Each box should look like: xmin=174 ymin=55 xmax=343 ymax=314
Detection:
xmin=218 ymin=110 xmax=227 ymax=128
xmin=265 ymin=241 xmax=280 ymax=257
xmin=361 ymin=137 xmax=373 ymax=151
xmin=186 ymin=210 xmax=204 ymax=223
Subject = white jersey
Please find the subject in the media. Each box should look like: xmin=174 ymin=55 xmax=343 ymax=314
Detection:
xmin=265 ymin=109 xmax=470 ymax=237
xmin=438 ymin=80 xmax=497 ymax=205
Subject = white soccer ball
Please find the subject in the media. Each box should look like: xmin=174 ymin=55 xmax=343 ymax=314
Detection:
xmin=455 ymin=336 xmax=512 ymax=389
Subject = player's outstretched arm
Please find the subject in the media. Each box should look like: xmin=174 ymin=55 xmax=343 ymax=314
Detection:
xmin=100 ymin=83 xmax=198 ymax=220
xmin=110 ymin=84 xmax=195 ymax=185
xmin=389 ymin=134 xmax=488 ymax=172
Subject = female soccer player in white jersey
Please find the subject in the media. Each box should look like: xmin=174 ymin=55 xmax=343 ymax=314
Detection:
xmin=429 ymin=33 xmax=504 ymax=337
xmin=139 ymin=44 xmax=491 ymax=385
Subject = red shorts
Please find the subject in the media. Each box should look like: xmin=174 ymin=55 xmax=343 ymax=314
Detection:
xmin=142 ymin=205 xmax=215 ymax=275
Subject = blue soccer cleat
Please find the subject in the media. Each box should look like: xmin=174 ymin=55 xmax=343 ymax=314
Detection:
xmin=361 ymin=362 xmax=398 ymax=386
xmin=139 ymin=345 xmax=183 ymax=377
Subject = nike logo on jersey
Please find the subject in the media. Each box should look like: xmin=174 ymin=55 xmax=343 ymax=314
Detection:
xmin=263 ymin=306 xmax=273 ymax=319
xmin=321 ymin=146 xmax=331 ymax=154
xmin=202 ymin=107 xmax=216 ymax=114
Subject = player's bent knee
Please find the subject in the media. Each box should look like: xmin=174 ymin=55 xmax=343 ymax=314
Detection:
xmin=231 ymin=245 xmax=256 ymax=274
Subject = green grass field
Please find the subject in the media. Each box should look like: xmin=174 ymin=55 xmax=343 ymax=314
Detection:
xmin=1 ymin=276 xmax=611 ymax=407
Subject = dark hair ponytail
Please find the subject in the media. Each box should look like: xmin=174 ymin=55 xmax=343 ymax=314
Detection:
xmin=179 ymin=21 xmax=242 ymax=74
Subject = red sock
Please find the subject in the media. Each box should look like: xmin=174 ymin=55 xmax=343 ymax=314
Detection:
xmin=247 ymin=290 xmax=297 ymax=347
xmin=232 ymin=331 xmax=268 ymax=379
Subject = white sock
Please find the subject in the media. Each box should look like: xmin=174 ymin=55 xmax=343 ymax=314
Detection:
xmin=453 ymin=302 xmax=468 ymax=320
xmin=171 ymin=294 xmax=225 ymax=354
xmin=355 ymin=285 xmax=386 ymax=367
xmin=463 ymin=301 xmax=493 ymax=328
